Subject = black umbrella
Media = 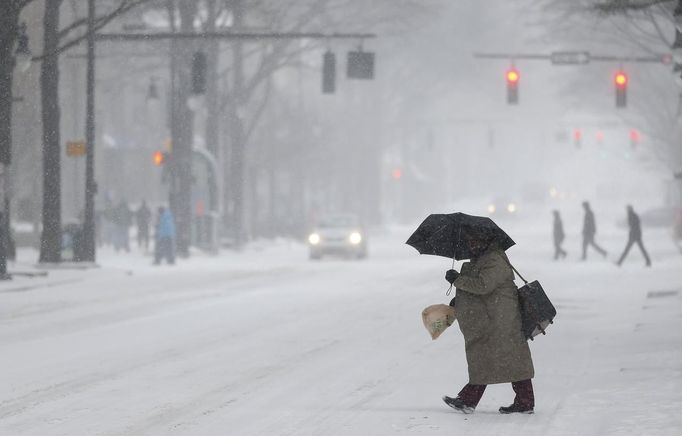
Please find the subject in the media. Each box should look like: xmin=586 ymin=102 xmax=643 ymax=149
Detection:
xmin=406 ymin=212 xmax=515 ymax=260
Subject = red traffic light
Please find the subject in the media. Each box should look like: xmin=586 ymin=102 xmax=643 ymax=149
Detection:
xmin=153 ymin=150 xmax=165 ymax=166
xmin=506 ymin=68 xmax=520 ymax=104
xmin=615 ymin=72 xmax=627 ymax=87
xmin=391 ymin=168 xmax=402 ymax=180
xmin=615 ymin=71 xmax=628 ymax=108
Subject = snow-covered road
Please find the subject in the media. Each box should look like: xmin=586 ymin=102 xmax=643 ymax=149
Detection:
xmin=1 ymin=225 xmax=681 ymax=435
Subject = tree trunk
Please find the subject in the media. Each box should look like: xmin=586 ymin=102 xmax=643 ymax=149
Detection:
xmin=0 ymin=4 xmax=20 ymax=168
xmin=0 ymin=4 xmax=20 ymax=276
xmin=229 ymin=0 xmax=247 ymax=247
xmin=168 ymin=0 xmax=196 ymax=258
xmin=204 ymin=0 xmax=220 ymax=158
xmin=39 ymin=0 xmax=63 ymax=263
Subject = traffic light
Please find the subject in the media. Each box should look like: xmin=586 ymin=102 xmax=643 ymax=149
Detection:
xmin=391 ymin=168 xmax=402 ymax=180
xmin=615 ymin=71 xmax=627 ymax=108
xmin=573 ymin=129 xmax=582 ymax=148
xmin=595 ymin=131 xmax=604 ymax=145
xmin=629 ymin=129 xmax=641 ymax=148
xmin=153 ymin=151 xmax=167 ymax=166
xmin=506 ymin=68 xmax=519 ymax=105
xmin=347 ymin=49 xmax=375 ymax=79
xmin=191 ymin=51 xmax=207 ymax=94
xmin=322 ymin=51 xmax=336 ymax=94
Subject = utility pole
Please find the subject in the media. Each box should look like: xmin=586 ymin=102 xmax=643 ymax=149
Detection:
xmin=81 ymin=0 xmax=96 ymax=262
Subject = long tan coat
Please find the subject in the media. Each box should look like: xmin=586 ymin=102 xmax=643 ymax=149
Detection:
xmin=452 ymin=247 xmax=534 ymax=385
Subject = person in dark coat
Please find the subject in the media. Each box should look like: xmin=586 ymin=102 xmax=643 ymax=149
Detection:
xmin=442 ymin=235 xmax=535 ymax=414
xmin=136 ymin=201 xmax=151 ymax=251
xmin=616 ymin=205 xmax=651 ymax=267
xmin=552 ymin=210 xmax=567 ymax=260
xmin=581 ymin=201 xmax=607 ymax=260
xmin=154 ymin=206 xmax=176 ymax=265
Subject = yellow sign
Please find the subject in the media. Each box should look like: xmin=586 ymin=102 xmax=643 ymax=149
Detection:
xmin=66 ymin=141 xmax=86 ymax=157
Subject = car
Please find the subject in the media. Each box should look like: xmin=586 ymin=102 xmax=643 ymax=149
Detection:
xmin=307 ymin=214 xmax=368 ymax=260
xmin=486 ymin=197 xmax=519 ymax=217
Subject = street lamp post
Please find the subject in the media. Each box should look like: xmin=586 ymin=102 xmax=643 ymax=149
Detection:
xmin=81 ymin=0 xmax=96 ymax=262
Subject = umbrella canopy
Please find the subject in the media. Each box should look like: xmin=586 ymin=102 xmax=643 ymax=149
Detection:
xmin=406 ymin=212 xmax=515 ymax=260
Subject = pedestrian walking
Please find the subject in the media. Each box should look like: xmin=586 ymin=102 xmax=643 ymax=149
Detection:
xmin=136 ymin=200 xmax=151 ymax=252
xmin=552 ymin=210 xmax=567 ymax=260
xmin=616 ymin=205 xmax=651 ymax=267
xmin=154 ymin=206 xmax=176 ymax=265
xmin=581 ymin=201 xmax=607 ymax=260
xmin=442 ymin=234 xmax=535 ymax=414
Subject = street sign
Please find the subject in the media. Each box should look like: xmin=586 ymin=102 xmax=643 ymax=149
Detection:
xmin=66 ymin=141 xmax=86 ymax=157
xmin=550 ymin=51 xmax=590 ymax=65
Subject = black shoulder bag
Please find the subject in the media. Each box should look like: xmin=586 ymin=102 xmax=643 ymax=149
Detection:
xmin=505 ymin=260 xmax=557 ymax=341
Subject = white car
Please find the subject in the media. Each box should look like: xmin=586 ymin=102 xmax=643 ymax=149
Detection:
xmin=486 ymin=197 xmax=519 ymax=217
xmin=307 ymin=214 xmax=368 ymax=260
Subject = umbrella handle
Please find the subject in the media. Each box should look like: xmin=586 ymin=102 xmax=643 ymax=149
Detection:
xmin=447 ymin=249 xmax=456 ymax=296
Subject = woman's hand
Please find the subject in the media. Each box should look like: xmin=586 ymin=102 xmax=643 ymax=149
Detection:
xmin=445 ymin=269 xmax=460 ymax=284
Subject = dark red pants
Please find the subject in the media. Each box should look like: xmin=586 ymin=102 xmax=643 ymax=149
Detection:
xmin=458 ymin=379 xmax=534 ymax=408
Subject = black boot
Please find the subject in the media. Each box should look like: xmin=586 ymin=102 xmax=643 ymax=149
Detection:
xmin=499 ymin=403 xmax=534 ymax=414
xmin=500 ymin=379 xmax=534 ymax=414
xmin=443 ymin=396 xmax=475 ymax=414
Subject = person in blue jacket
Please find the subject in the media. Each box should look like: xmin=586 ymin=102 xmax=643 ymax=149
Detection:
xmin=154 ymin=206 xmax=176 ymax=265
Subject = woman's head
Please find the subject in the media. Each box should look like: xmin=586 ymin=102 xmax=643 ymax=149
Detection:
xmin=462 ymin=233 xmax=490 ymax=258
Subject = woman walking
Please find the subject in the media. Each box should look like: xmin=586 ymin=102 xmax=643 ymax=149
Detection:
xmin=443 ymin=234 xmax=535 ymax=414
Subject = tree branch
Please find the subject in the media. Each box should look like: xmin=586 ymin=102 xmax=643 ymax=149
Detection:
xmin=33 ymin=0 xmax=153 ymax=62
xmin=244 ymin=75 xmax=273 ymax=142
xmin=593 ymin=0 xmax=674 ymax=14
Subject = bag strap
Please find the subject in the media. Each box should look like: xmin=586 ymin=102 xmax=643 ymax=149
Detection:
xmin=501 ymin=256 xmax=529 ymax=285
xmin=446 ymin=249 xmax=528 ymax=295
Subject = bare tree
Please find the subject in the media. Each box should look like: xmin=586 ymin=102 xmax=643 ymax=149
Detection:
xmin=34 ymin=0 xmax=155 ymax=263
xmin=210 ymin=0 xmax=433 ymax=245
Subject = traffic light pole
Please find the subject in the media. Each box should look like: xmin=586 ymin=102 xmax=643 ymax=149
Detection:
xmin=81 ymin=0 xmax=96 ymax=262
xmin=474 ymin=50 xmax=671 ymax=108
xmin=80 ymin=27 xmax=376 ymax=261
xmin=473 ymin=51 xmax=670 ymax=64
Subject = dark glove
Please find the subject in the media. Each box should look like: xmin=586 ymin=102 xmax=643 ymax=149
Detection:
xmin=445 ymin=269 xmax=460 ymax=284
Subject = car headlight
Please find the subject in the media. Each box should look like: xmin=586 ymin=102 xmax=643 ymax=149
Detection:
xmin=487 ymin=204 xmax=496 ymax=214
xmin=507 ymin=203 xmax=517 ymax=213
xmin=308 ymin=233 xmax=320 ymax=245
xmin=349 ymin=232 xmax=362 ymax=245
